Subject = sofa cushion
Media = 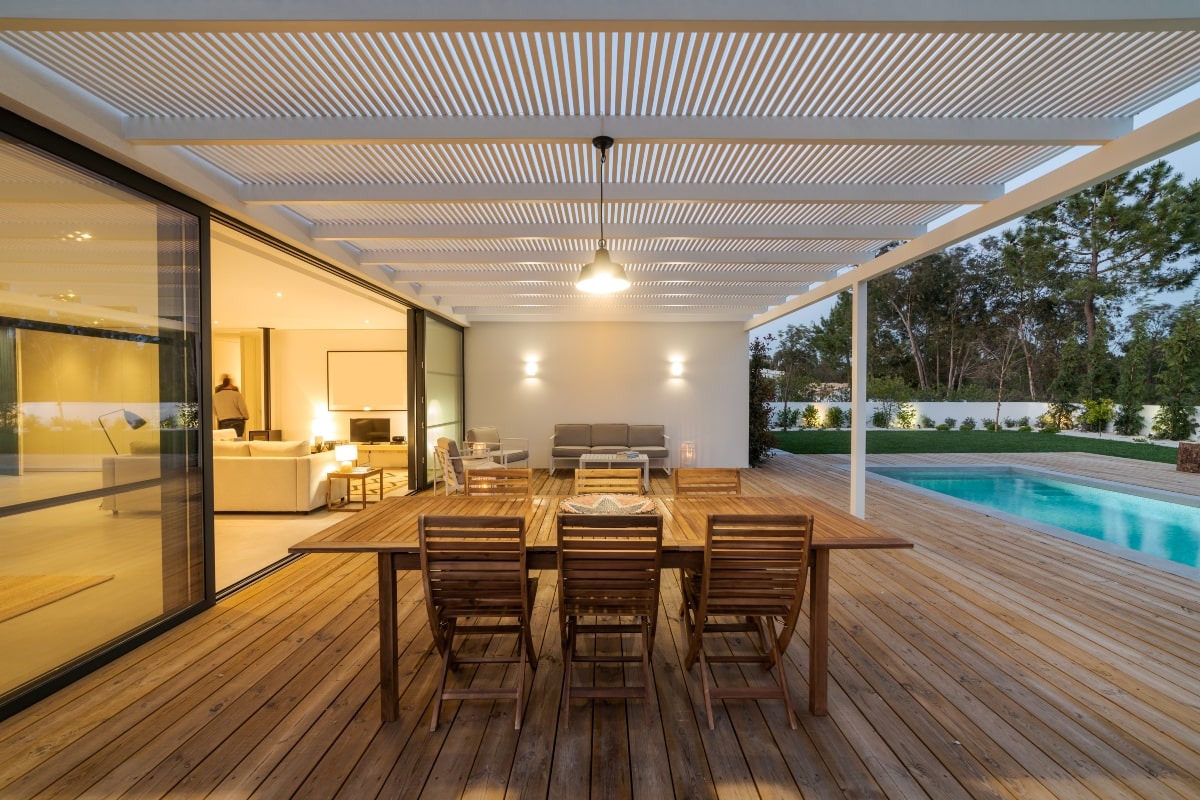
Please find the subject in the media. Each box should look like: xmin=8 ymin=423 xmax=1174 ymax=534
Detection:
xmin=213 ymin=440 xmax=251 ymax=457
xmin=591 ymin=423 xmax=629 ymax=447
xmin=590 ymin=445 xmax=629 ymax=455
xmin=249 ymin=440 xmax=310 ymax=457
xmin=551 ymin=445 xmax=592 ymax=459
xmin=628 ymin=425 xmax=665 ymax=447
xmin=630 ymin=445 xmax=668 ymax=460
xmin=213 ymin=428 xmax=238 ymax=441
xmin=554 ymin=424 xmax=591 ymax=447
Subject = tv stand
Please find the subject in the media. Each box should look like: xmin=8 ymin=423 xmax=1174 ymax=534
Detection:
xmin=356 ymin=443 xmax=409 ymax=468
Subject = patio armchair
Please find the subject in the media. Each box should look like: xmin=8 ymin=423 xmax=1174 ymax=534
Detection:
xmin=556 ymin=512 xmax=663 ymax=727
xmin=418 ymin=514 xmax=538 ymax=731
xmin=434 ymin=437 xmax=500 ymax=495
xmin=682 ymin=513 xmax=812 ymax=729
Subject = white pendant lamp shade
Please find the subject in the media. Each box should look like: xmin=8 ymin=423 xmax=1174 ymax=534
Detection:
xmin=577 ymin=135 xmax=630 ymax=295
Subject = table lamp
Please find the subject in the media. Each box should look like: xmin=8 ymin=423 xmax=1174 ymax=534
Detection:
xmin=335 ymin=444 xmax=358 ymax=470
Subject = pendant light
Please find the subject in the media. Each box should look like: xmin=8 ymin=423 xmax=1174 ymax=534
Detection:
xmin=577 ymin=135 xmax=631 ymax=294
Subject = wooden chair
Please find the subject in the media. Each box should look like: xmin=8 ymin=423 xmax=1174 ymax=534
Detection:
xmin=573 ymin=467 xmax=643 ymax=495
xmin=672 ymin=467 xmax=742 ymax=614
xmin=556 ymin=512 xmax=663 ymax=727
xmin=418 ymin=514 xmax=538 ymax=731
xmin=682 ymin=513 xmax=813 ymax=729
xmin=673 ymin=467 xmax=742 ymax=496
xmin=465 ymin=467 xmax=533 ymax=496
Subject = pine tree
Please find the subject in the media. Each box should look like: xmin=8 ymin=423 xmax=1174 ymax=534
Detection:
xmin=748 ymin=337 xmax=777 ymax=466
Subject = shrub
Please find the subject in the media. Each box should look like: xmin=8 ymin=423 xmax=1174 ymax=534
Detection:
xmin=983 ymin=420 xmax=998 ymax=431
xmin=1041 ymin=424 xmax=1060 ymax=434
xmin=936 ymin=423 xmax=950 ymax=431
xmin=1045 ymin=401 xmax=1078 ymax=430
xmin=800 ymin=404 xmax=822 ymax=429
xmin=919 ymin=415 xmax=936 ymax=429
xmin=895 ymin=403 xmax=917 ymax=429
xmin=1003 ymin=416 xmax=1017 ymax=429
xmin=943 ymin=417 xmax=957 ymax=429
xmin=959 ymin=417 xmax=977 ymax=431
xmin=824 ymin=406 xmax=846 ymax=429
xmin=1017 ymin=416 xmax=1030 ymax=427
xmin=1018 ymin=425 xmax=1033 ymax=432
xmin=870 ymin=408 xmax=892 ymax=428
xmin=1079 ymin=398 xmax=1116 ymax=435
xmin=774 ymin=406 xmax=799 ymax=431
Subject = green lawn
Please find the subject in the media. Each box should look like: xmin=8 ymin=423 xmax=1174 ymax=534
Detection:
xmin=772 ymin=429 xmax=1180 ymax=464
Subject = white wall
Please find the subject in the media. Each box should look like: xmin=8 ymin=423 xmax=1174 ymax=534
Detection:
xmin=269 ymin=329 xmax=408 ymax=442
xmin=464 ymin=322 xmax=749 ymax=468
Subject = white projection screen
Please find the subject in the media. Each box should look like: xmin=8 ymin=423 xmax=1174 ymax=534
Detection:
xmin=327 ymin=350 xmax=408 ymax=410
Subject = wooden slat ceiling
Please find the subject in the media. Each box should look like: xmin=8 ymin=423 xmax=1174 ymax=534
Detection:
xmin=2 ymin=2 xmax=1200 ymax=326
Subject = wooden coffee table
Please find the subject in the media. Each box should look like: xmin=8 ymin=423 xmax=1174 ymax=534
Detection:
xmin=327 ymin=467 xmax=384 ymax=511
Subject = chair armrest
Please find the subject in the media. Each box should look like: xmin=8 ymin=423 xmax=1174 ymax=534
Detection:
xmin=500 ymin=436 xmax=529 ymax=450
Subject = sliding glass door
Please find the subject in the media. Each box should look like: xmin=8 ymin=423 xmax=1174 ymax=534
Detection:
xmin=0 ymin=128 xmax=206 ymax=714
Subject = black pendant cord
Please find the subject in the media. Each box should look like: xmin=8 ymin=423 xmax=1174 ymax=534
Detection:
xmin=598 ymin=147 xmax=606 ymax=247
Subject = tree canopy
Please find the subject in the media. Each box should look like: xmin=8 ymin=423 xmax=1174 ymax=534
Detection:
xmin=766 ymin=160 xmax=1200 ymax=419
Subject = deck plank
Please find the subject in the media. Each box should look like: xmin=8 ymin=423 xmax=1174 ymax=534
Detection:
xmin=1 ymin=453 xmax=1199 ymax=798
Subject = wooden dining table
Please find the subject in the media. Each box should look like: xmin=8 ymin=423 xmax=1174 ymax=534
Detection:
xmin=290 ymin=493 xmax=912 ymax=723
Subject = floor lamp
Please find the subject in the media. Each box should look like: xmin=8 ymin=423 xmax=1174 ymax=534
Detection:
xmin=98 ymin=409 xmax=147 ymax=455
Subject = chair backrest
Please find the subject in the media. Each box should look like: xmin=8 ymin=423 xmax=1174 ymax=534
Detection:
xmin=418 ymin=515 xmax=529 ymax=621
xmin=434 ymin=437 xmax=463 ymax=491
xmin=573 ymin=468 xmax=643 ymax=495
xmin=465 ymin=426 xmax=502 ymax=452
xmin=465 ymin=467 xmax=533 ymax=496
xmin=699 ymin=514 xmax=813 ymax=650
xmin=556 ymin=513 xmax=663 ymax=620
xmin=674 ymin=467 xmax=742 ymax=496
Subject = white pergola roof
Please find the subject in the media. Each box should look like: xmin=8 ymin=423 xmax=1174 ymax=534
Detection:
xmin=3 ymin=2 xmax=1200 ymax=327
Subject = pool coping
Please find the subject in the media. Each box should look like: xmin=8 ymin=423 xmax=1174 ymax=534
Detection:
xmin=859 ymin=463 xmax=1200 ymax=582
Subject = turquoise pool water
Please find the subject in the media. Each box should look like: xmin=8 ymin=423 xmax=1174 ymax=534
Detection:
xmin=868 ymin=466 xmax=1200 ymax=572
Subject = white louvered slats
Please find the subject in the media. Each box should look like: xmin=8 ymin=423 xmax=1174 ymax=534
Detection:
xmin=1 ymin=13 xmax=1199 ymax=322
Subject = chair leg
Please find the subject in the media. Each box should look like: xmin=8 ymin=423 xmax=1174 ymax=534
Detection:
xmin=698 ymin=646 xmax=716 ymax=730
xmin=770 ymin=624 xmax=798 ymax=730
xmin=560 ymin=619 xmax=575 ymax=729
xmin=430 ymin=624 xmax=456 ymax=732
xmin=641 ymin=617 xmax=654 ymax=727
xmin=514 ymin=633 xmax=526 ymax=730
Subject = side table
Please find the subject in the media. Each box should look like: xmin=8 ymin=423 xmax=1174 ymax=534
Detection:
xmin=328 ymin=467 xmax=384 ymax=511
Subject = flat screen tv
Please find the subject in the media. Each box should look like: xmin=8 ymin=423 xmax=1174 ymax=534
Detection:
xmin=350 ymin=417 xmax=391 ymax=443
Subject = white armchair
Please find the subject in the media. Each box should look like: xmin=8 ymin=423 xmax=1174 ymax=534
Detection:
xmin=464 ymin=426 xmax=529 ymax=466
xmin=434 ymin=437 xmax=500 ymax=495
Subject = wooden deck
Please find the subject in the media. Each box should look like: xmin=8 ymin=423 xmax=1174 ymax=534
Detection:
xmin=1 ymin=453 xmax=1199 ymax=798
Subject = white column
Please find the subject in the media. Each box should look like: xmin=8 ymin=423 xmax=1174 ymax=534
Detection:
xmin=849 ymin=281 xmax=867 ymax=518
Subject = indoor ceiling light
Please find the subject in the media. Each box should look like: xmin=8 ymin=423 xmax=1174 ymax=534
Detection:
xmin=577 ymin=135 xmax=631 ymax=294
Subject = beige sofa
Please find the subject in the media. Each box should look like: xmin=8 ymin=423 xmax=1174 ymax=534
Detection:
xmin=213 ymin=440 xmax=346 ymax=512
xmin=550 ymin=423 xmax=670 ymax=475
xmin=100 ymin=453 xmax=161 ymax=514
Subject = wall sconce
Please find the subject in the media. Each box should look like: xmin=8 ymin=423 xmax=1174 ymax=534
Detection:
xmin=670 ymin=360 xmax=684 ymax=377
xmin=335 ymin=444 xmax=358 ymax=470
xmin=524 ymin=360 xmax=539 ymax=377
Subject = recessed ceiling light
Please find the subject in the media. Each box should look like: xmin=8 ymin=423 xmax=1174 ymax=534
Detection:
xmin=62 ymin=231 xmax=92 ymax=242
xmin=275 ymin=291 xmax=283 ymax=297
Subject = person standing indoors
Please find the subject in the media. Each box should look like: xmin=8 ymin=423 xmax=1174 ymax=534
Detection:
xmin=214 ymin=374 xmax=249 ymax=437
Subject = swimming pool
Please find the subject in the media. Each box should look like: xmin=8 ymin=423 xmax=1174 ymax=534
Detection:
xmin=868 ymin=466 xmax=1200 ymax=576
